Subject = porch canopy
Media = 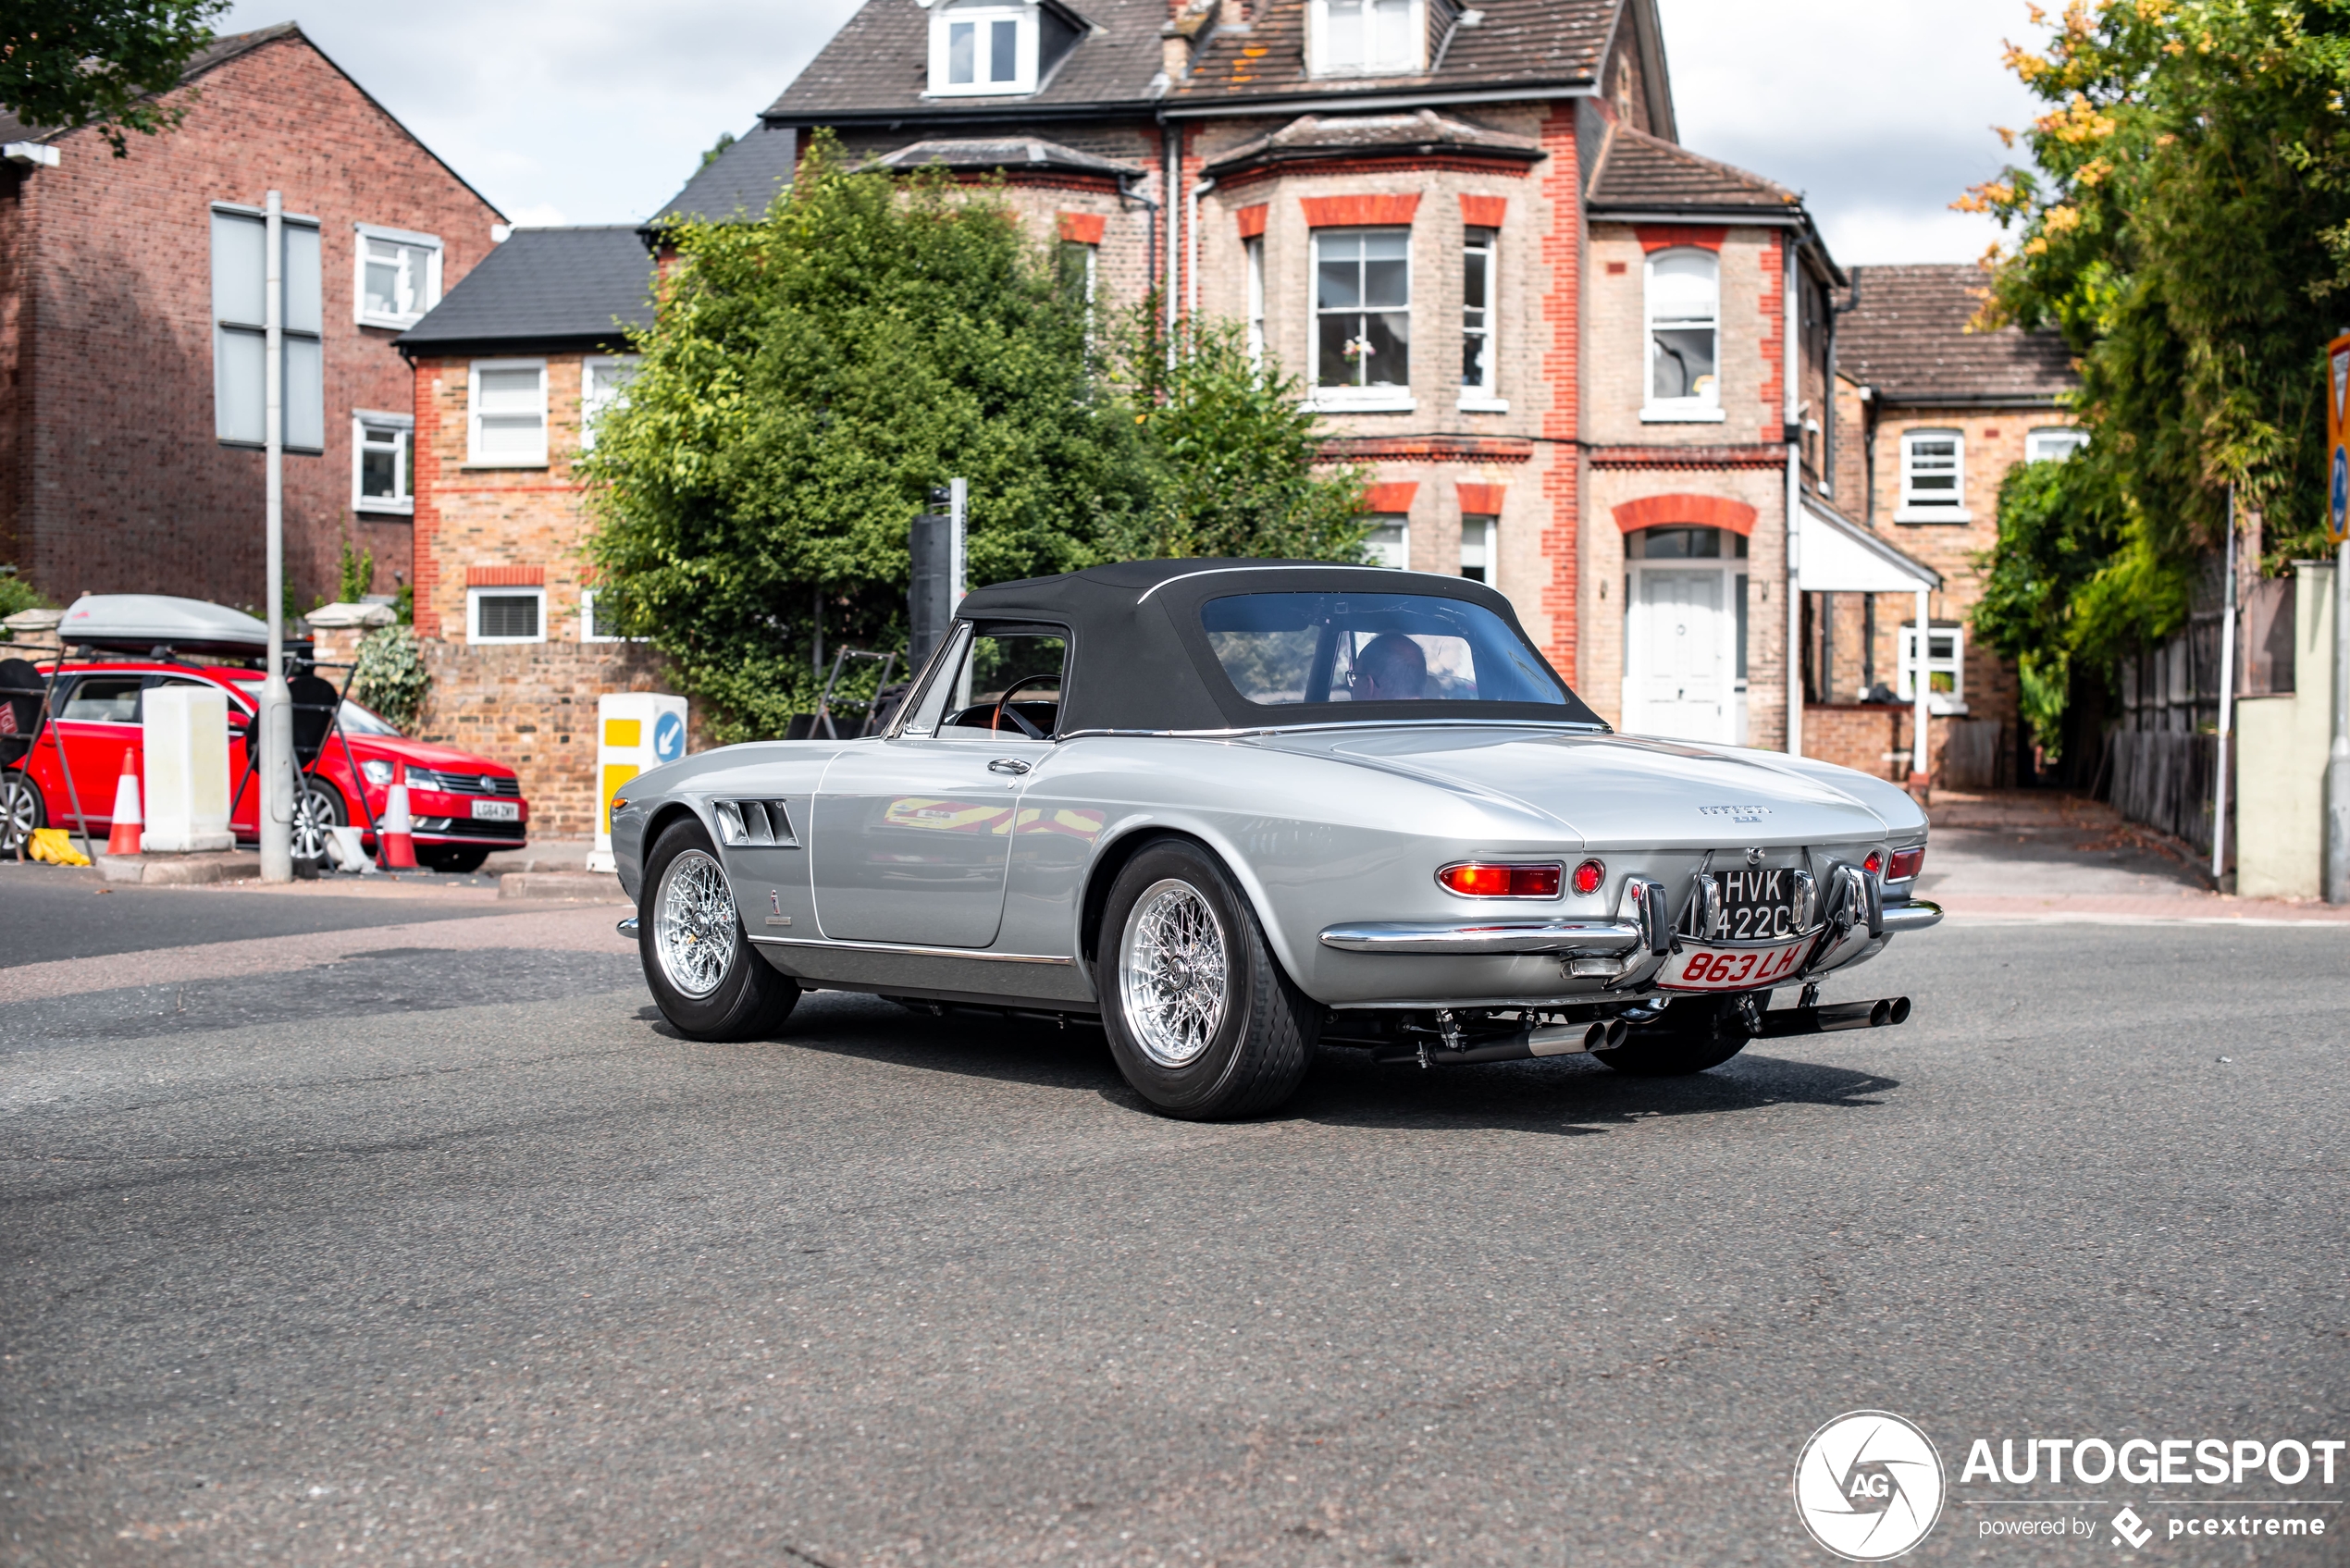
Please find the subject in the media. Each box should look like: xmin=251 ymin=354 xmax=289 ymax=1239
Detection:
xmin=1796 ymin=502 xmax=1942 ymax=775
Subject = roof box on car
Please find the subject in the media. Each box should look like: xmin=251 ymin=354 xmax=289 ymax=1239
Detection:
xmin=56 ymin=594 xmax=272 ymax=657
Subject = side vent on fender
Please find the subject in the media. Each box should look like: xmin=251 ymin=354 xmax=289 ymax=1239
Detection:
xmin=713 ymin=799 xmax=799 ymax=848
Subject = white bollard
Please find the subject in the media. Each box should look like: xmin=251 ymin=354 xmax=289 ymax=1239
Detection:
xmin=142 ymin=685 xmax=235 ymax=852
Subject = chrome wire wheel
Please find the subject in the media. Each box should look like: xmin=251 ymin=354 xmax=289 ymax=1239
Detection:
xmin=1118 ymin=878 xmax=1230 ymax=1068
xmin=653 ymin=847 xmax=737 ymax=999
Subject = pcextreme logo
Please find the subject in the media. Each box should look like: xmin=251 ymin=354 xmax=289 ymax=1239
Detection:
xmin=1794 ymin=1411 xmax=1947 ymax=1562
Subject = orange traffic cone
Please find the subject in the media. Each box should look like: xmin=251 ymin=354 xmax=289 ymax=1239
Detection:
xmin=105 ymin=747 xmax=143 ymax=857
xmin=379 ymin=765 xmax=417 ymax=870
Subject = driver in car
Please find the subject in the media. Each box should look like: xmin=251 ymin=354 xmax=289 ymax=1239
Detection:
xmin=1350 ymin=633 xmax=1430 ymax=701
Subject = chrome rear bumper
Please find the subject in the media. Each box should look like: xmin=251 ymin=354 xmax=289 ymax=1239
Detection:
xmin=1318 ymin=919 xmax=1645 ymax=956
xmin=1879 ymin=899 xmax=1943 ymax=932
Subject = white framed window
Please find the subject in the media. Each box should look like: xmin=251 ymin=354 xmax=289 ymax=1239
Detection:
xmin=1365 ymin=516 xmax=1409 ymax=569
xmin=1310 ymin=0 xmax=1422 ymax=76
xmin=1899 ymin=622 xmax=1966 ymax=714
xmin=1313 ymin=228 xmax=1412 ymax=408
xmin=1643 ymin=248 xmax=1722 ymax=422
xmin=354 ymin=223 xmax=442 ymax=328
xmin=468 ymin=359 xmax=548 ymax=466
xmin=578 ymin=587 xmax=643 ymax=643
xmin=1897 ymin=428 xmax=1967 ymax=521
xmin=1459 ymin=515 xmax=1496 ymax=584
xmin=2026 ymin=426 xmax=2087 ymax=463
xmin=580 ymin=354 xmax=641 ymax=452
xmin=1460 ymin=226 xmax=1503 ymax=410
xmin=927 ymin=1 xmax=1037 ymax=95
xmin=352 ymin=411 xmax=413 ymax=514
xmin=1244 ymin=237 xmax=1267 ymax=365
xmin=468 ymin=586 xmax=546 ymax=645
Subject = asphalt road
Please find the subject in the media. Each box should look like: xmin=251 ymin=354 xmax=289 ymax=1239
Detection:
xmin=3 ymin=882 xmax=2346 ymax=1565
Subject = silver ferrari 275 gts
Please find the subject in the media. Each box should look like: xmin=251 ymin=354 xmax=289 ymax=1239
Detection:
xmin=612 ymin=560 xmax=1940 ymax=1120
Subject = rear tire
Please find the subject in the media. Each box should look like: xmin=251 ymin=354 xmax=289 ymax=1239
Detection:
xmin=1 ymin=771 xmax=44 ymax=855
xmin=1593 ymin=991 xmax=1762 ymax=1077
xmin=638 ymin=816 xmax=800 ymax=1042
xmin=1096 ymin=837 xmax=1319 ymax=1120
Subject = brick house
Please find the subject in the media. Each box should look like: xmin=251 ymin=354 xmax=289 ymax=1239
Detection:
xmin=394 ymin=226 xmax=665 ymax=836
xmin=0 ymin=23 xmax=504 ymax=611
xmin=758 ymin=0 xmax=1947 ymax=759
xmin=1824 ymin=263 xmax=2082 ymax=785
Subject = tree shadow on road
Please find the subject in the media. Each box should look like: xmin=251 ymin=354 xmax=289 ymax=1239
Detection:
xmin=717 ymin=992 xmax=1898 ymax=1138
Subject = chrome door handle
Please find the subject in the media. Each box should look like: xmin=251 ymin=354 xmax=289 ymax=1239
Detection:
xmin=987 ymin=758 xmax=1031 ymax=776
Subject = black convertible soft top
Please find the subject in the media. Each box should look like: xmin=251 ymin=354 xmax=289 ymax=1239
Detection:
xmin=954 ymin=559 xmax=1606 ymax=734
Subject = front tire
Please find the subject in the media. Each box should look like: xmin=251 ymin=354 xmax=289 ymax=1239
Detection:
xmin=637 ymin=816 xmax=800 ymax=1042
xmin=420 ymin=845 xmax=490 ymax=874
xmin=1096 ymin=838 xmax=1318 ymax=1120
xmin=289 ymin=777 xmax=345 ymax=866
xmin=1593 ymin=991 xmax=1761 ymax=1077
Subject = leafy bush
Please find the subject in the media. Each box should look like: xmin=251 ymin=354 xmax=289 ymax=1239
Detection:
xmin=352 ymin=624 xmax=428 ymax=733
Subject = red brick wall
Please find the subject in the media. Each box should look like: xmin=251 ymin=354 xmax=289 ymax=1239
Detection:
xmin=0 ymin=31 xmax=501 ymax=611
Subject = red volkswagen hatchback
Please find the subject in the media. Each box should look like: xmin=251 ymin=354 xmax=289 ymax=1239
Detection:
xmin=2 ymin=657 xmax=530 ymax=871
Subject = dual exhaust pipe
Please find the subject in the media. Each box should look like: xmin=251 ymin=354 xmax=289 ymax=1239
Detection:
xmin=1370 ymin=994 xmax=1913 ymax=1067
xmin=1755 ymin=995 xmax=1911 ymax=1037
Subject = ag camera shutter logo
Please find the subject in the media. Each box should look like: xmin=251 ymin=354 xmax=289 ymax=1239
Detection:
xmin=1793 ymin=1411 xmax=1946 ymax=1561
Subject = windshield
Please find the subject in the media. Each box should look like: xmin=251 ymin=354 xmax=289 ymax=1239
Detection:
xmin=339 ymin=700 xmax=403 ymax=737
xmin=1201 ymin=592 xmax=1570 ymax=707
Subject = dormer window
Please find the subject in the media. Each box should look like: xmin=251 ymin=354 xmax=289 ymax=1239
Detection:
xmin=1310 ymin=0 xmax=1424 ymax=77
xmin=929 ymin=1 xmax=1038 ymax=95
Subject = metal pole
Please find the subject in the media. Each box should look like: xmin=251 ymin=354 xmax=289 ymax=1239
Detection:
xmin=2326 ymin=539 xmax=2350 ymax=903
xmin=948 ymin=477 xmax=967 ymax=608
xmin=2212 ymin=487 xmax=2237 ymax=884
xmin=259 ymin=190 xmax=293 ymax=882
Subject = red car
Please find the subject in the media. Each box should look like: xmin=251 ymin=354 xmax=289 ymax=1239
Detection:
xmin=2 ymin=656 xmax=530 ymax=872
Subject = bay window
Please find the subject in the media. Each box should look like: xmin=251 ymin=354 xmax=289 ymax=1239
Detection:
xmin=1461 ymin=226 xmax=1500 ymax=407
xmin=1314 ymin=228 xmax=1411 ymax=405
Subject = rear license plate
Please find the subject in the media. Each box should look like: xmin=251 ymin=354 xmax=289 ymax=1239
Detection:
xmin=1712 ymin=867 xmax=1801 ymax=943
xmin=1660 ymin=936 xmax=1810 ymax=993
xmin=470 ymin=799 xmax=520 ymax=821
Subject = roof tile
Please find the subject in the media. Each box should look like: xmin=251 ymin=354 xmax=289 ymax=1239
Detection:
xmin=1836 ymin=264 xmax=2076 ymax=403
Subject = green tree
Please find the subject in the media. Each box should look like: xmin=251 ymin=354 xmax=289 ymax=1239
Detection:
xmin=2 ymin=0 xmax=225 ymax=155
xmin=1961 ymin=0 xmax=2350 ymax=680
xmin=586 ymin=133 xmax=1371 ymax=742
xmin=1119 ymin=315 xmax=1369 ymax=562
xmin=1972 ymin=454 xmax=2135 ymax=759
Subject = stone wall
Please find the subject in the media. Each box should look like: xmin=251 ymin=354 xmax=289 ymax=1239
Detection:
xmin=414 ymin=639 xmax=672 ymax=837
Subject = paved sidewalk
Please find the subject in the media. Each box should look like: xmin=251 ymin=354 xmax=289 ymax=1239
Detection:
xmin=1920 ymin=790 xmax=2350 ymax=924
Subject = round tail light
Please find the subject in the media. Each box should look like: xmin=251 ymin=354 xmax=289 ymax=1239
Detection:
xmin=1863 ymin=850 xmax=1885 ymax=877
xmin=1571 ymin=858 xmax=1606 ymax=896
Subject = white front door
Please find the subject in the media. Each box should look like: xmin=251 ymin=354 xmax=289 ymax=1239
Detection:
xmin=1630 ymin=567 xmax=1728 ymax=741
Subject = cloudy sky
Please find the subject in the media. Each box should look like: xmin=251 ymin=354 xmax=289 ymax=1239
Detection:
xmin=221 ymin=0 xmax=2047 ymax=265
